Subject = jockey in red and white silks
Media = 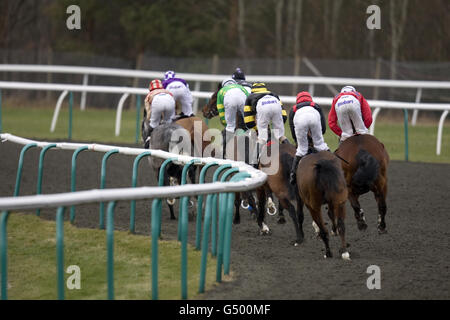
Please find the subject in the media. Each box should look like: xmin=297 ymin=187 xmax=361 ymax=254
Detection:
xmin=328 ymin=86 xmax=373 ymax=142
xmin=142 ymin=79 xmax=176 ymax=148
xmin=162 ymin=70 xmax=194 ymax=117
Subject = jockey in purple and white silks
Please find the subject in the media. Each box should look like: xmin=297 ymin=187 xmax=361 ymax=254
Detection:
xmin=162 ymin=70 xmax=194 ymax=117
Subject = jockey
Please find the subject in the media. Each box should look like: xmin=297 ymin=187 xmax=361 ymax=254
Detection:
xmin=244 ymin=82 xmax=288 ymax=164
xmin=162 ymin=70 xmax=194 ymax=117
xmin=328 ymin=86 xmax=373 ymax=142
xmin=217 ymin=78 xmax=249 ymax=134
xmin=289 ymin=91 xmax=329 ymax=185
xmin=231 ymin=67 xmax=252 ymax=94
xmin=142 ymin=79 xmax=176 ymax=148
xmin=216 ymin=78 xmax=249 ymax=157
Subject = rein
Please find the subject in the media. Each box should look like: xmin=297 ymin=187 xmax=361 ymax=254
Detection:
xmin=333 ymin=151 xmax=350 ymax=164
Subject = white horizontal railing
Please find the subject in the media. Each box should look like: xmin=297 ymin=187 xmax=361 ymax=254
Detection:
xmin=1 ymin=64 xmax=450 ymax=89
xmin=0 ymin=133 xmax=267 ymax=211
xmin=0 ymin=80 xmax=449 ymax=155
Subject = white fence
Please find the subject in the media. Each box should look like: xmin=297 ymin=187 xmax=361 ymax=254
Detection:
xmin=0 ymin=64 xmax=449 ymax=155
xmin=0 ymin=133 xmax=267 ymax=210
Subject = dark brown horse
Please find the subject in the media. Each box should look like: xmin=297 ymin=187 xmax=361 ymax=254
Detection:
xmin=258 ymin=140 xmax=304 ymax=241
xmin=175 ymin=116 xmax=210 ymax=156
xmin=334 ymin=134 xmax=389 ymax=234
xmin=296 ymin=151 xmax=350 ymax=259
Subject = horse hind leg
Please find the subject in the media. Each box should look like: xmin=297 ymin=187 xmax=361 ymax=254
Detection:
xmin=281 ymin=198 xmax=303 ymax=246
xmin=335 ymin=202 xmax=350 ymax=260
xmin=309 ymin=206 xmax=332 ymax=258
xmin=374 ymin=182 xmax=388 ymax=234
xmin=277 ymin=199 xmax=286 ymax=224
xmin=349 ymin=192 xmax=368 ymax=231
xmin=256 ymin=187 xmax=270 ymax=235
xmin=234 ymin=192 xmax=241 ymax=224
xmin=327 ymin=204 xmax=338 ymax=236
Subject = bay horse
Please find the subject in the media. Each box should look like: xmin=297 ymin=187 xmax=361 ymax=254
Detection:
xmin=334 ymin=134 xmax=389 ymax=234
xmin=296 ymin=151 xmax=349 ymax=259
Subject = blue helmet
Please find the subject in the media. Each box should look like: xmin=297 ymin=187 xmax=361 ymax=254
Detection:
xmin=164 ymin=70 xmax=176 ymax=81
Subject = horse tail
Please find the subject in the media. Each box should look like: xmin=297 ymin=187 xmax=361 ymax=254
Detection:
xmin=314 ymin=159 xmax=344 ymax=203
xmin=352 ymin=149 xmax=380 ymax=194
xmin=280 ymin=151 xmax=297 ymax=200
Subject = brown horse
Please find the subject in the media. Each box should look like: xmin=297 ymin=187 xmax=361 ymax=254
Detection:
xmin=334 ymin=134 xmax=389 ymax=234
xmin=257 ymin=140 xmax=304 ymax=241
xmin=297 ymin=151 xmax=349 ymax=259
xmin=175 ymin=116 xmax=210 ymax=156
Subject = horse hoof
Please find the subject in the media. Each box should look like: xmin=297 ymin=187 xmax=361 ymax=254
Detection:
xmin=341 ymin=252 xmax=351 ymax=260
xmin=358 ymin=222 xmax=368 ymax=231
xmin=277 ymin=217 xmax=286 ymax=224
xmin=378 ymin=228 xmax=387 ymax=235
xmin=233 ymin=219 xmax=240 ymax=225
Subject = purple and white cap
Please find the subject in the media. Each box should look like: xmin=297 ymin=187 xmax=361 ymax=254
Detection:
xmin=164 ymin=70 xmax=176 ymax=81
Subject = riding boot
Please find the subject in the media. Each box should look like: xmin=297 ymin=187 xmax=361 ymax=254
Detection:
xmin=144 ymin=126 xmax=154 ymax=149
xmin=289 ymin=155 xmax=302 ymax=185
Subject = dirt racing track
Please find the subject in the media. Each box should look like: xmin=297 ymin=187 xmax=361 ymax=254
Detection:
xmin=0 ymin=140 xmax=449 ymax=300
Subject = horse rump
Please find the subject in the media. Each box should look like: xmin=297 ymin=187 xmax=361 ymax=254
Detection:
xmin=314 ymin=158 xmax=345 ymax=203
xmin=352 ymin=149 xmax=379 ymax=195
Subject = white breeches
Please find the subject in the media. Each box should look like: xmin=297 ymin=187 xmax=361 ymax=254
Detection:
xmin=293 ymin=107 xmax=329 ymax=157
xmin=223 ymin=88 xmax=247 ymax=133
xmin=166 ymin=81 xmax=193 ymax=116
xmin=149 ymin=93 xmax=176 ymax=128
xmin=335 ymin=95 xmax=369 ymax=141
xmin=255 ymin=95 xmax=285 ymax=142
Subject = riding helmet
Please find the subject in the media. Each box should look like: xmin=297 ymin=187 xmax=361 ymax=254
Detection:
xmin=251 ymin=82 xmax=269 ymax=93
xmin=341 ymin=85 xmax=356 ymax=93
xmin=296 ymin=91 xmax=313 ymax=104
xmin=232 ymin=68 xmax=246 ymax=81
xmin=221 ymin=78 xmax=236 ymax=88
xmin=164 ymin=70 xmax=176 ymax=81
xmin=149 ymin=79 xmax=163 ymax=91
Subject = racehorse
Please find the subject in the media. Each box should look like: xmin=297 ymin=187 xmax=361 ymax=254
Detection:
xmin=147 ymin=122 xmax=196 ymax=220
xmin=258 ymin=139 xmax=304 ymax=241
xmin=175 ymin=115 xmax=210 ymax=157
xmin=334 ymin=134 xmax=389 ymax=234
xmin=296 ymin=151 xmax=350 ymax=259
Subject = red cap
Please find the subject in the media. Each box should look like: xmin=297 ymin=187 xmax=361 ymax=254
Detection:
xmin=149 ymin=79 xmax=163 ymax=91
xmin=296 ymin=91 xmax=312 ymax=104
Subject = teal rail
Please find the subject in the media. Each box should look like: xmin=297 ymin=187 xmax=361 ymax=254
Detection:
xmin=70 ymin=146 xmax=89 ymax=223
xmin=135 ymin=95 xmax=141 ymax=145
xmin=13 ymin=143 xmax=37 ymax=197
xmin=403 ymin=108 xmax=409 ymax=161
xmin=195 ymin=162 xmax=218 ymax=250
xmin=216 ymin=167 xmax=239 ymax=283
xmin=36 ymin=144 xmax=57 ymax=216
xmin=106 ymin=201 xmax=117 ymax=300
xmin=0 ymin=211 xmax=9 ymax=300
xmin=129 ymin=151 xmax=152 ymax=233
xmin=56 ymin=206 xmax=66 ymax=300
xmin=99 ymin=149 xmax=119 ymax=229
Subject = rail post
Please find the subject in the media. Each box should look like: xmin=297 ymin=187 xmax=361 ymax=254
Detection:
xmin=68 ymin=91 xmax=73 ymax=140
xmin=129 ymin=151 xmax=151 ymax=233
xmin=106 ymin=201 xmax=117 ymax=300
xmin=403 ymin=109 xmax=409 ymax=161
xmin=36 ymin=144 xmax=57 ymax=216
xmin=99 ymin=149 xmax=119 ymax=229
xmin=0 ymin=89 xmax=2 ymax=133
xmin=70 ymin=146 xmax=89 ymax=223
xmin=195 ymin=162 xmax=218 ymax=250
xmin=210 ymin=164 xmax=232 ymax=257
xmin=0 ymin=211 xmax=9 ymax=300
xmin=216 ymin=167 xmax=239 ymax=283
xmin=198 ymin=192 xmax=214 ymax=293
xmin=223 ymin=173 xmax=251 ymax=275
xmin=135 ymin=95 xmax=141 ymax=145
xmin=178 ymin=159 xmax=200 ymax=300
xmin=151 ymin=197 xmax=163 ymax=300
xmin=14 ymin=143 xmax=37 ymax=197
xmin=56 ymin=206 xmax=66 ymax=300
